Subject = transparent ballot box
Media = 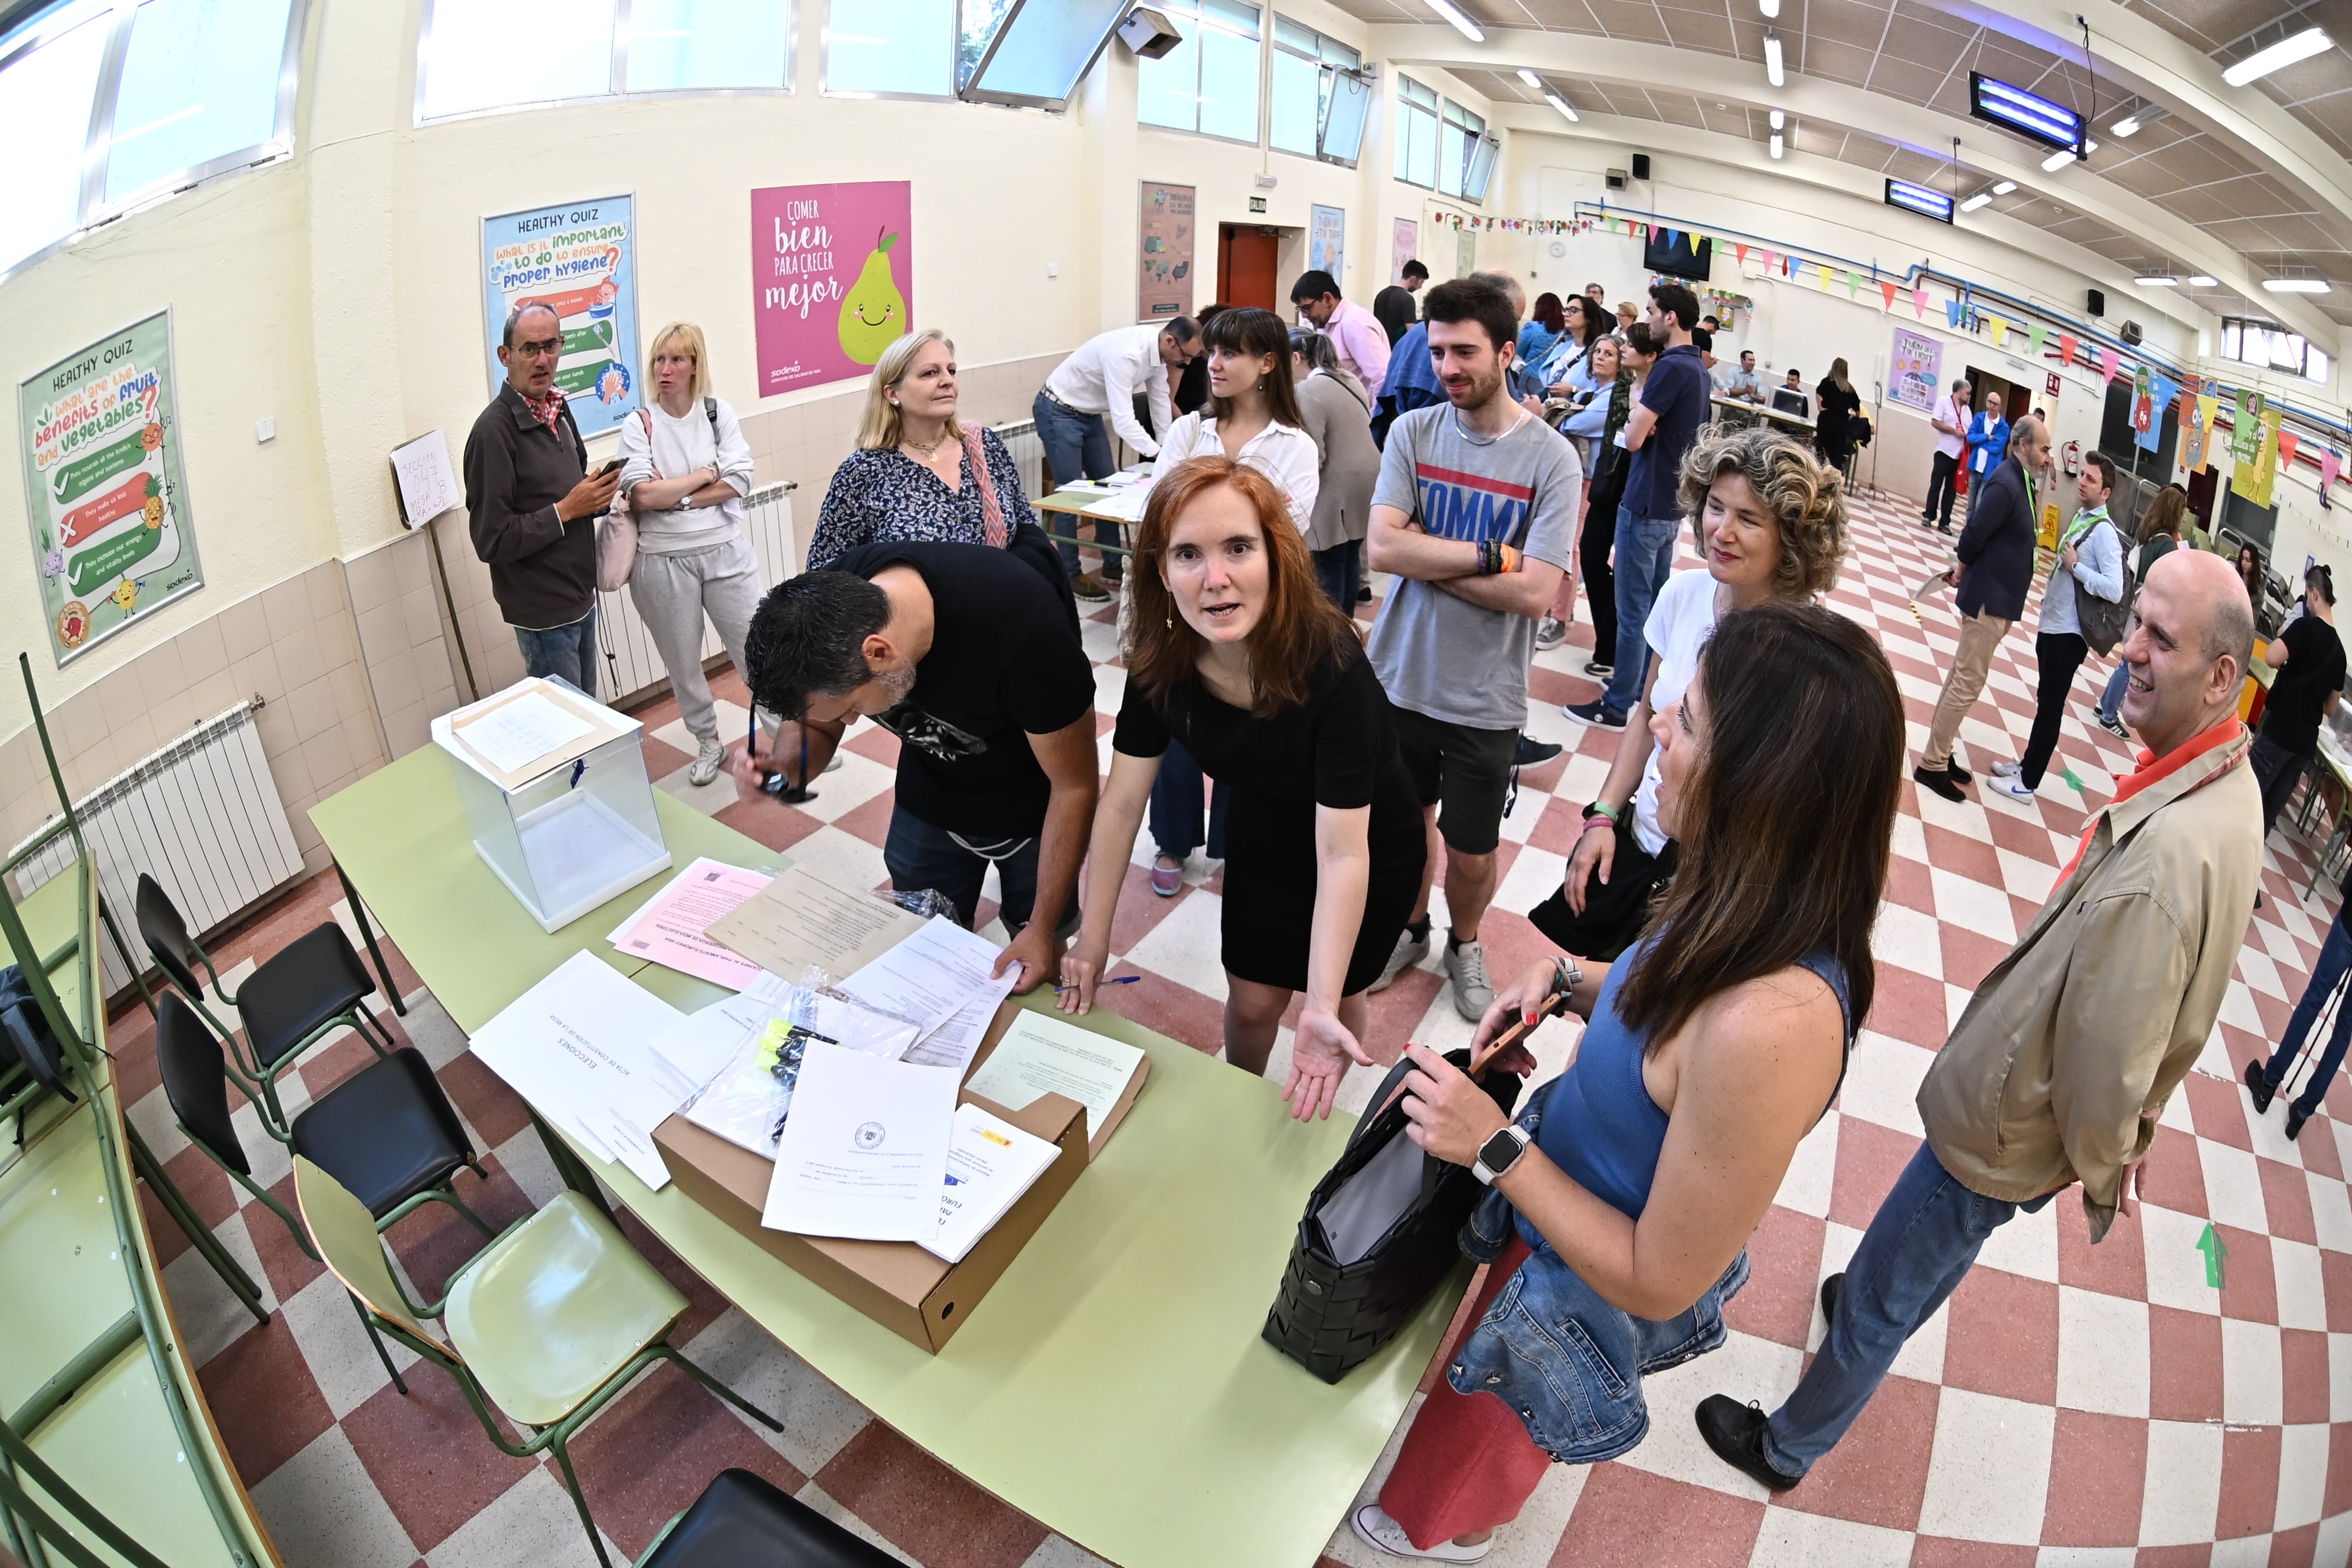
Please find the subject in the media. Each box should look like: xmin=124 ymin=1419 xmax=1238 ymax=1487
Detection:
xmin=430 ymin=675 xmax=672 ymax=933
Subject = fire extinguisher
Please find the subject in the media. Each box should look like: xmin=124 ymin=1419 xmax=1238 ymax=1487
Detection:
xmin=2061 ymin=439 xmax=2082 ymax=477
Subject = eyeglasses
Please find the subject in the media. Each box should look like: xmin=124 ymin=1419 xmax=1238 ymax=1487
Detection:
xmin=514 ymin=337 xmax=565 ymax=359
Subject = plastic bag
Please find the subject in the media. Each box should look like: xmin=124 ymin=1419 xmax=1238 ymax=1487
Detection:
xmin=681 ymin=975 xmax=919 ymax=1158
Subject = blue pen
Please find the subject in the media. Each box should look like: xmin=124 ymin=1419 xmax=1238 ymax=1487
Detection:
xmin=1056 ymin=975 xmax=1142 ymax=992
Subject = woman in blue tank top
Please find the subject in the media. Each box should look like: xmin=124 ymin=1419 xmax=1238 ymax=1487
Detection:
xmin=1350 ymin=602 xmax=1905 ymax=1563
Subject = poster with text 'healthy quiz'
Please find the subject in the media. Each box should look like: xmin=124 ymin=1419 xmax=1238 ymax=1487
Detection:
xmin=19 ymin=311 xmax=203 ymax=665
xmin=480 ymin=194 xmax=641 ymax=438
xmin=752 ymin=182 xmax=914 ymax=396
xmin=1887 ymin=326 xmax=1941 ymax=413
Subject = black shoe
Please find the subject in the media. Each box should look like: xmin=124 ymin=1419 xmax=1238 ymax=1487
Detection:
xmin=1913 ymin=763 xmax=1966 ymax=802
xmin=1938 ymin=524 xmax=1954 ymax=535
xmin=2246 ymin=1057 xmax=2276 ymax=1115
xmin=1564 ymin=700 xmax=1628 ymax=730
xmin=1583 ymin=658 xmax=1615 ymax=679
xmin=1819 ymin=1272 xmax=1843 ymax=1332
xmin=1357 ymin=585 xmax=1373 ymax=603
xmin=2289 ymin=1105 xmax=2310 ymax=1141
xmin=1515 ymin=736 xmax=1563 ymax=766
xmin=1694 ymin=1394 xmax=1803 ymax=1492
xmin=1947 ymin=762 xmax=1972 ymax=785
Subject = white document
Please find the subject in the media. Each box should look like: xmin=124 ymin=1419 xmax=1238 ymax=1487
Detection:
xmin=903 ymin=969 xmax=1017 ymax=1073
xmin=460 ymin=692 xmax=597 ymax=774
xmin=648 ymin=993 xmax=771 ymax=1093
xmin=390 ymin=429 xmax=462 ymax=526
xmin=468 ymin=952 xmax=691 ymax=1190
xmin=762 ymin=1042 xmax=961 ymax=1241
xmin=925 ymin=1103 xmax=1061 ymax=1264
xmin=965 ymin=1011 xmax=1146 ymax=1149
xmin=840 ymin=916 xmax=1004 ymax=1041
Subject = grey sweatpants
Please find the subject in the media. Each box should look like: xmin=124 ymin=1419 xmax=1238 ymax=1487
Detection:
xmin=628 ymin=538 xmax=761 ymax=747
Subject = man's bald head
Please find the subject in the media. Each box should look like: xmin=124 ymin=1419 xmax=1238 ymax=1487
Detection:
xmin=2009 ymin=415 xmax=2048 ymax=466
xmin=2120 ymin=548 xmax=2253 ymax=756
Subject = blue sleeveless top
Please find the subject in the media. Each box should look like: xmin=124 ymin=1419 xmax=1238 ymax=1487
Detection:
xmin=1518 ymin=947 xmax=1853 ymax=1246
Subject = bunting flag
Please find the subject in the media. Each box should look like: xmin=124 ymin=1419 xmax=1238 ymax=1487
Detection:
xmin=1736 ymin=243 xmax=1750 ymax=267
xmin=2099 ymin=347 xmax=2122 ymax=383
xmin=1989 ymin=318 xmax=2009 ymax=348
xmin=1848 ymin=269 xmax=1860 ymax=299
xmin=1881 ymin=280 xmax=1900 ymax=310
xmin=2028 ymin=324 xmax=2048 ymax=360
xmin=1821 ymin=264 xmax=1836 ymax=290
xmin=2059 ymin=334 xmax=2079 ymax=366
xmin=2322 ymin=449 xmax=2341 ymax=509
xmin=1913 ymin=286 xmax=1929 ymax=318
xmin=1946 ymin=300 xmax=1965 ymax=328
xmin=2248 ymin=410 xmax=2284 ymax=507
xmin=2138 ymin=376 xmax=2179 ymax=453
xmin=2279 ymin=430 xmax=2301 ymax=472
xmin=1662 ymin=228 xmax=1678 ymax=247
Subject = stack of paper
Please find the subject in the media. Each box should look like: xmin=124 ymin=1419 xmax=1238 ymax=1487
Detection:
xmin=927 ymin=1103 xmax=1061 ymax=1263
xmin=839 ymin=916 xmax=1017 ymax=1072
xmin=609 ymin=858 xmax=775 ymax=988
xmin=762 ymin=1042 xmax=962 ymax=1242
xmin=468 ymin=953 xmax=691 ymax=1190
xmin=966 ymin=1011 xmax=1150 ymax=1161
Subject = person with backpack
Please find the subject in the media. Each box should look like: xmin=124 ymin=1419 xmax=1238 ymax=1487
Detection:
xmin=2089 ymin=486 xmax=2186 ymax=738
xmin=1991 ymin=450 xmax=2127 ymax=802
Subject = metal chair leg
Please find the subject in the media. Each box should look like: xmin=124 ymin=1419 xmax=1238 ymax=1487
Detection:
xmin=351 ymin=1292 xmax=407 ymax=1397
xmin=659 ymin=1343 xmax=783 ymax=1432
xmin=547 ymin=1437 xmax=613 ymax=1568
xmin=436 ymin=1184 xmax=496 ymax=1237
xmin=336 ymin=862 xmax=408 ymax=1018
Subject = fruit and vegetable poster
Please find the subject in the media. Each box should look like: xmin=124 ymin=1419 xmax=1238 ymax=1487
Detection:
xmin=19 ymin=311 xmax=203 ymax=665
xmin=1887 ymin=326 xmax=1941 ymax=412
xmin=1138 ymin=181 xmax=1194 ymax=323
xmin=479 ymin=194 xmax=641 ymax=439
xmin=752 ymin=181 xmax=914 ymax=397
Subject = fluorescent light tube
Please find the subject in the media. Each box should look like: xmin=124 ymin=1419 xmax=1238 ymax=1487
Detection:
xmin=1769 ymin=131 xmax=1783 ymax=158
xmin=2112 ymin=113 xmax=2141 ymax=135
xmin=1760 ymin=0 xmax=1779 ymax=15
xmin=1518 ymin=68 xmax=1543 ymax=88
xmin=2223 ymin=27 xmax=2330 ymax=87
xmin=1544 ymin=92 xmax=1577 ymax=123
xmin=1991 ymin=180 xmax=2015 ymax=194
xmin=1769 ymin=108 xmax=1783 ymax=129
xmin=2135 ymin=276 xmax=2179 ymax=286
xmin=2187 ymin=275 xmax=2218 ymax=286
xmin=1959 ymin=192 xmax=1993 ymax=211
xmin=1425 ymin=0 xmax=1484 ymax=43
xmin=2264 ymin=276 xmax=2333 ymax=293
xmin=1764 ymin=32 xmax=1783 ymax=86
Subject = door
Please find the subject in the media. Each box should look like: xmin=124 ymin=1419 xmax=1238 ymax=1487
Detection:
xmin=1218 ymin=224 xmax=1280 ymax=313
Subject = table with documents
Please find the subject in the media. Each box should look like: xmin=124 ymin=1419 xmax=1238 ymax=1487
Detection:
xmin=312 ymin=747 xmax=1455 ymax=1568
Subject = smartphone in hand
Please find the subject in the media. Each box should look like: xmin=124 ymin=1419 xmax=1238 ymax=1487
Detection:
xmin=1469 ymin=991 xmax=1572 ymax=1077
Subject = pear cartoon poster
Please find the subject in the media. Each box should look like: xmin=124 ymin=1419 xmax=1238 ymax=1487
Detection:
xmin=19 ymin=311 xmax=204 ymax=665
xmin=752 ymin=182 xmax=915 ymax=396
xmin=479 ymin=195 xmax=642 ymax=439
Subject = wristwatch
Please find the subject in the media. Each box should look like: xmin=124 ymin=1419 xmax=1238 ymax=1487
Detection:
xmin=1472 ymin=1124 xmax=1532 ymax=1186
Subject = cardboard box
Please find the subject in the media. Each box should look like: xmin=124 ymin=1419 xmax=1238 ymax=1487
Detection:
xmin=651 ymin=1003 xmax=1090 ymax=1353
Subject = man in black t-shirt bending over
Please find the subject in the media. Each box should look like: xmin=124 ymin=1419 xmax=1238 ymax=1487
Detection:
xmin=731 ymin=542 xmax=1100 ymax=991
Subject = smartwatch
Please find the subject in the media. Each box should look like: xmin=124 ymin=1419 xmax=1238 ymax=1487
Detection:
xmin=1473 ymin=1124 xmax=1532 ymax=1186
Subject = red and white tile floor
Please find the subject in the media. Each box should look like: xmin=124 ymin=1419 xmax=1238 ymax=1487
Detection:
xmin=115 ymin=486 xmax=2352 ymax=1566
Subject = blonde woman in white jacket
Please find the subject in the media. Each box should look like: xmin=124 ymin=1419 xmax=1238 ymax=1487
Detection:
xmin=614 ymin=321 xmax=760 ymax=784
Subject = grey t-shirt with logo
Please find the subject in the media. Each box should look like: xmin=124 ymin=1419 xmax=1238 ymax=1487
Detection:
xmin=1366 ymin=404 xmax=1583 ymax=733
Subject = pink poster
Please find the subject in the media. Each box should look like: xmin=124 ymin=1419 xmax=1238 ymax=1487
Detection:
xmin=751 ymin=181 xmax=914 ymax=397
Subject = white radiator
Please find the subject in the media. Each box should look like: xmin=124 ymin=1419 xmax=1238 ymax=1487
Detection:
xmin=9 ymin=701 xmax=304 ymax=996
xmin=592 ymin=482 xmax=797 ymax=705
xmin=994 ymin=418 xmax=1048 ymax=502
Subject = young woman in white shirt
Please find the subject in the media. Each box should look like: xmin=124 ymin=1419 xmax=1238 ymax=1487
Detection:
xmin=613 ymin=321 xmax=760 ymax=783
xmin=1146 ymin=307 xmax=1321 ymax=896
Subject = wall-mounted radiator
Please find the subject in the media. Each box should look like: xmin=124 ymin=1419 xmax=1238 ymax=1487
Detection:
xmin=9 ymin=700 xmax=305 ymax=997
xmin=592 ymin=481 xmax=797 ymax=707
xmin=994 ymin=418 xmax=1048 ymax=501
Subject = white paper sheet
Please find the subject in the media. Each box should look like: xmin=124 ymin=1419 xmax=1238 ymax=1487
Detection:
xmin=460 ymin=692 xmax=597 ymax=773
xmin=761 ymin=1042 xmax=961 ymax=1241
xmin=648 ymin=994 xmax=772 ymax=1093
xmin=839 ymin=916 xmax=1005 ymax=1041
xmin=925 ymin=1103 xmax=1061 ymax=1264
xmin=965 ymin=1011 xmax=1146 ymax=1151
xmin=902 ymin=970 xmax=1017 ymax=1072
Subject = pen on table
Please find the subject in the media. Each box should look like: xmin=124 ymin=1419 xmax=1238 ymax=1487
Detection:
xmin=1056 ymin=976 xmax=1141 ymax=992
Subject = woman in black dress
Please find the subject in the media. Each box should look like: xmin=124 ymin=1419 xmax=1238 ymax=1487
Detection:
xmin=1814 ymin=357 xmax=1862 ymax=473
xmin=1059 ymin=455 xmax=1425 ymax=1120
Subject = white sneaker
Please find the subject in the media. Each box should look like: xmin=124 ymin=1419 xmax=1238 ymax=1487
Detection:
xmin=1351 ymin=1505 xmax=1494 ymax=1562
xmin=1991 ymin=759 xmax=2023 ymax=778
xmin=1534 ymin=616 xmax=1567 ymax=649
xmin=688 ymin=735 xmax=728 ymax=786
xmin=1445 ymin=939 xmax=1494 ymax=1023
xmin=1367 ymin=926 xmax=1430 ymax=994
xmin=1998 ymin=775 xmax=2037 ymax=800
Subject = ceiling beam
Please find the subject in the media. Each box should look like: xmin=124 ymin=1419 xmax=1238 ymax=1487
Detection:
xmin=1367 ymin=23 xmax=2338 ymax=342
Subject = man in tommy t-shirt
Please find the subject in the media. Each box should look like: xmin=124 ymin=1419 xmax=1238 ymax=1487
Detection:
xmin=1363 ymin=276 xmax=1582 ymax=1021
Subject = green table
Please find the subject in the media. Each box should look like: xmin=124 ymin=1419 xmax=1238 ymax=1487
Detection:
xmin=312 ymin=747 xmax=1452 ymax=1568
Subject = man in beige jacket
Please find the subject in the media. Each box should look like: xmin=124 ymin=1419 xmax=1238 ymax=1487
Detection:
xmin=1697 ymin=548 xmax=2262 ymax=1490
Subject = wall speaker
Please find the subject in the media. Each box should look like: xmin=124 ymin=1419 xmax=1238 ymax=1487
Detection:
xmin=1605 ymin=168 xmax=1629 ymax=191
xmin=2121 ymin=320 xmax=2144 ymax=346
xmin=2086 ymin=286 xmax=2105 ymax=318
xmin=1118 ymin=7 xmax=1182 ymax=58
xmin=1631 ymin=153 xmax=1652 ymax=180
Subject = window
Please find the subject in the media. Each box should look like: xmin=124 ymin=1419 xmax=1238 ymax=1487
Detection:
xmin=1395 ymin=74 xmax=1438 ymax=187
xmin=1 ymin=0 xmax=304 ymax=281
xmin=1270 ymin=15 xmax=1362 ymax=164
xmin=2220 ymin=315 xmax=2331 ymax=385
xmin=1138 ymin=0 xmax=1261 ymax=143
xmin=959 ymin=0 xmax=1130 ymax=107
xmin=1435 ymin=97 xmax=1495 ymax=201
xmin=416 ymin=0 xmax=794 ymax=122
xmin=827 ymin=0 xmax=954 ymax=96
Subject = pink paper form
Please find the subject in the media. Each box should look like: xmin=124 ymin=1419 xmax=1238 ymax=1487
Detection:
xmin=608 ymin=858 xmax=775 ymax=988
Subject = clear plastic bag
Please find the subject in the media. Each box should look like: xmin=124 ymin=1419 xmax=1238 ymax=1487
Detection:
xmin=681 ymin=975 xmax=919 ymax=1158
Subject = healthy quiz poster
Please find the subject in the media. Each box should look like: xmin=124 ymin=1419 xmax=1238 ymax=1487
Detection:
xmin=752 ymin=181 xmax=914 ymax=396
xmin=480 ymin=194 xmax=641 ymax=438
xmin=19 ymin=311 xmax=203 ymax=664
xmin=1887 ymin=326 xmax=1941 ymax=412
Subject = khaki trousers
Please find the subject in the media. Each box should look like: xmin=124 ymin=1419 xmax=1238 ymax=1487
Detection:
xmin=1920 ymin=609 xmax=2013 ymax=771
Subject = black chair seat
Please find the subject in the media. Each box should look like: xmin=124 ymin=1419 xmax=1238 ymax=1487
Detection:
xmin=290 ymin=1047 xmax=471 ymax=1219
xmin=642 ymin=1469 xmax=900 ymax=1567
xmin=238 ymin=925 xmax=375 ymax=1067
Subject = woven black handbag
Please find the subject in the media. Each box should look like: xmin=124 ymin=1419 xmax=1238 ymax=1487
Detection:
xmin=1262 ymin=1047 xmax=1524 ymax=1383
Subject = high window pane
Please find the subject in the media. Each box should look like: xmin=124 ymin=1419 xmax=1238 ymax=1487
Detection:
xmin=1319 ymin=64 xmax=1370 ymax=161
xmin=1196 ymin=0 xmax=1258 ymax=143
xmin=625 ymin=0 xmax=791 ymax=91
xmin=956 ymin=0 xmax=1010 ymax=89
xmin=0 ymin=15 xmax=110 ymax=271
xmin=1465 ymin=129 xmax=1497 ymax=201
xmin=420 ymin=0 xmax=616 ymax=120
xmin=104 ymin=0 xmax=297 ymax=203
xmin=1135 ymin=4 xmax=1195 ymax=128
xmin=1396 ymin=74 xmax=1437 ymax=186
xmin=1438 ymin=118 xmax=1466 ymax=194
xmin=827 ymin=0 xmax=952 ymax=95
xmin=1269 ymin=38 xmax=1318 ymax=153
xmin=964 ymin=0 xmax=1124 ymax=104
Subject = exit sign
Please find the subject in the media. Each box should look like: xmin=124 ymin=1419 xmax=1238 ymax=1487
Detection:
xmin=1249 ymin=196 xmax=1268 ymax=213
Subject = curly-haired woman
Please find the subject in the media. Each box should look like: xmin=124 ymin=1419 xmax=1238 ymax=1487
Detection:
xmin=1527 ymin=423 xmax=1851 ymax=963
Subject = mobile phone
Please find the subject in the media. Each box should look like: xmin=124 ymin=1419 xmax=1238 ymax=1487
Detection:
xmin=1468 ymin=990 xmax=1572 ymax=1077
xmin=594 ymin=458 xmax=623 ymax=477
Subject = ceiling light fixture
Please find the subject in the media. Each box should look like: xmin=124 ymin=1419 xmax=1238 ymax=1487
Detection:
xmin=1760 ymin=0 xmax=1780 ymax=16
xmin=1764 ymin=32 xmax=1783 ymax=86
xmin=1425 ymin=0 xmax=1484 ymax=44
xmin=1959 ymin=191 xmax=1994 ymax=211
xmin=2040 ymin=138 xmax=2096 ymax=171
xmin=2135 ymin=275 xmax=2180 ymax=286
xmin=1544 ymin=91 xmax=1578 ymax=123
xmin=1769 ymin=108 xmax=1784 ymax=129
xmin=2263 ymin=276 xmax=2333 ymax=293
xmin=1887 ymin=179 xmax=1954 ymax=222
xmin=1770 ymin=131 xmax=1784 ymax=158
xmin=2187 ymin=274 xmax=2219 ymax=286
xmin=2223 ymin=27 xmax=2331 ymax=87
xmin=2111 ymin=102 xmax=2168 ymax=136
xmin=1971 ymin=73 xmax=2086 ymax=153
xmin=1991 ymin=179 xmax=2015 ymax=194
xmin=1517 ymin=67 xmax=1543 ymax=87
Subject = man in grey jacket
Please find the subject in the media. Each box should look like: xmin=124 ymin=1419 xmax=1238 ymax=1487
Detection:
xmin=1913 ymin=416 xmax=2047 ymax=802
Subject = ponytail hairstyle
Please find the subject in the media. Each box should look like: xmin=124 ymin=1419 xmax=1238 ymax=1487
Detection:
xmin=2309 ymin=563 xmax=2336 ymax=609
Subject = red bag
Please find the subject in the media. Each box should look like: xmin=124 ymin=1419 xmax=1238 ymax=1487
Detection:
xmin=1954 ymin=445 xmax=1972 ymax=496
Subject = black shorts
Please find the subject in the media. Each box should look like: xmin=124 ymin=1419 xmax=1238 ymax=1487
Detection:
xmin=1388 ymin=704 xmax=1518 ymax=855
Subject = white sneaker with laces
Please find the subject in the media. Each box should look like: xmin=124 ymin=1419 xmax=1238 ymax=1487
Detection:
xmin=1351 ymin=1504 xmax=1495 ymax=1562
xmin=1991 ymin=759 xmax=2023 ymax=778
xmin=1998 ymin=775 xmax=2037 ymax=800
xmin=1445 ymin=939 xmax=1494 ymax=1023
xmin=1367 ymin=926 xmax=1430 ymax=994
xmin=688 ymin=735 xmax=728 ymax=786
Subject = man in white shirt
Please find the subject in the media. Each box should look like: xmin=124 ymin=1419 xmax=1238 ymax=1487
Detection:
xmin=1035 ymin=318 xmax=1201 ymax=599
xmin=1716 ymin=349 xmax=1765 ymax=403
xmin=1924 ymin=377 xmax=1969 ymax=535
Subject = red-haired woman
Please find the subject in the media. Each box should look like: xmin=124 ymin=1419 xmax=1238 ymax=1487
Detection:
xmin=1059 ymin=456 xmax=1425 ymax=1120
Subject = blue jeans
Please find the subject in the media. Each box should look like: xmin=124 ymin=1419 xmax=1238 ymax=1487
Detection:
xmin=1149 ymin=741 xmax=1229 ymax=860
xmin=1762 ymin=1144 xmax=2051 ymax=1475
xmin=1604 ymin=505 xmax=1678 ymax=714
xmin=883 ymin=806 xmax=1076 ymax=938
xmin=1313 ymin=540 xmax=1363 ymax=612
xmin=514 ymin=609 xmax=597 ymax=700
xmin=1031 ymin=392 xmax=1121 ymax=582
xmin=2095 ymin=661 xmax=2129 ymax=725
xmin=2263 ymin=907 xmax=2352 ymax=1119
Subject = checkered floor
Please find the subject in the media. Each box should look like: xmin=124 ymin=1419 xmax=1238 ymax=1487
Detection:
xmin=113 ymin=485 xmax=2352 ymax=1567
